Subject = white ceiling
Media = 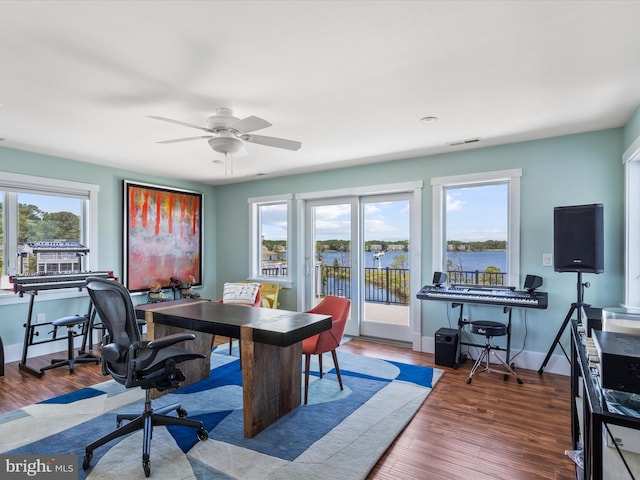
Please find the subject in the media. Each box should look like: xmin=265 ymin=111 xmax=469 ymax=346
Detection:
xmin=1 ymin=1 xmax=640 ymax=186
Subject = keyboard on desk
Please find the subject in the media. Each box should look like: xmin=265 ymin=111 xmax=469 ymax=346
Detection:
xmin=417 ymin=285 xmax=548 ymax=309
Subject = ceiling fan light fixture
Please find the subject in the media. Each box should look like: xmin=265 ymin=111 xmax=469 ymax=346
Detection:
xmin=208 ymin=136 xmax=243 ymax=154
xmin=420 ymin=116 xmax=438 ymax=124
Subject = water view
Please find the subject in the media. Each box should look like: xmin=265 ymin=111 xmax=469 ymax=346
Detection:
xmin=319 ymin=250 xmax=507 ymax=273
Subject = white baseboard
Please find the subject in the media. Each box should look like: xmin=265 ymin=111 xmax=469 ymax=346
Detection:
xmin=420 ymin=334 xmax=570 ymax=376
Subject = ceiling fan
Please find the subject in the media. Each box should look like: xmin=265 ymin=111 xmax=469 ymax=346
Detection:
xmin=149 ymin=107 xmax=302 ymax=175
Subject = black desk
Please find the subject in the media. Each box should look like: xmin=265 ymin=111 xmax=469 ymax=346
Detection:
xmin=571 ymin=320 xmax=640 ymax=479
xmin=136 ymin=299 xmax=331 ymax=438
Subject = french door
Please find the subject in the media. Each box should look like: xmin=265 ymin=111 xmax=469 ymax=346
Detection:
xmin=301 ymin=190 xmax=416 ymax=344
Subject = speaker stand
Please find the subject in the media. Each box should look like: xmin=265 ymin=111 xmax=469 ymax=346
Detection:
xmin=538 ymin=271 xmax=589 ymax=375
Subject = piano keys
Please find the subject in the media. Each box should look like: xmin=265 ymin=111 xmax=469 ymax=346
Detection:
xmin=10 ymin=271 xmax=114 ymax=296
xmin=417 ymin=284 xmax=548 ymax=309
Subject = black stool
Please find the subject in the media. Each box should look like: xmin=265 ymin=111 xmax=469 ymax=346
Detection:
xmin=466 ymin=320 xmax=523 ymax=384
xmin=41 ymin=315 xmax=100 ymax=374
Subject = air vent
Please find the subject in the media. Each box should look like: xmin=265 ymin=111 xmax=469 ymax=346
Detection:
xmin=449 ymin=138 xmax=480 ymax=147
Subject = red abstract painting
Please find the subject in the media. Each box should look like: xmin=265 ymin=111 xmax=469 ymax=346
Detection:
xmin=124 ymin=181 xmax=203 ymax=292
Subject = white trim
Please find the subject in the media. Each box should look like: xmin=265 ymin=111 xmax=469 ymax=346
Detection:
xmin=624 ymin=136 xmax=640 ymax=307
xmin=430 ymin=168 xmax=522 ymax=187
xmin=296 ymin=182 xmax=423 ymax=348
xmin=296 ymin=181 xmax=423 ymax=200
xmin=431 ymin=169 xmax=521 ymax=287
xmin=0 ymin=172 xmax=99 ymax=288
xmin=248 ymin=193 xmax=294 ymax=287
xmin=623 ymin=135 xmax=640 ymax=164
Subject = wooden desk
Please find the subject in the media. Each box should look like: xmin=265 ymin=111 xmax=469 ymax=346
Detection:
xmin=136 ymin=299 xmax=331 ymax=438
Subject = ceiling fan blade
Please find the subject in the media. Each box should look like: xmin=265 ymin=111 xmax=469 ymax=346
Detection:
xmin=230 ymin=116 xmax=272 ymax=134
xmin=240 ymin=134 xmax=302 ymax=151
xmin=148 ymin=115 xmax=213 ymax=133
xmin=157 ymin=135 xmax=212 ymax=144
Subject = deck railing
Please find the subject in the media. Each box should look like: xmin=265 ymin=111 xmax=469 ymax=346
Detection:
xmin=262 ymin=265 xmax=507 ymax=304
xmin=446 ymin=269 xmax=507 ymax=286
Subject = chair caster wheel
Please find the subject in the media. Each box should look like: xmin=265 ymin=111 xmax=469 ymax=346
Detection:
xmin=82 ymin=453 xmax=92 ymax=470
xmin=197 ymin=428 xmax=209 ymax=441
xmin=177 ymin=407 xmax=188 ymax=418
xmin=517 ymin=378 xmax=524 ymax=385
xmin=466 ymin=378 xmax=472 ymax=384
xmin=143 ymin=461 xmax=150 ymax=477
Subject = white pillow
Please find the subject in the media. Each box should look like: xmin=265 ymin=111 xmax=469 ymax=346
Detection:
xmin=222 ymin=282 xmax=260 ymax=305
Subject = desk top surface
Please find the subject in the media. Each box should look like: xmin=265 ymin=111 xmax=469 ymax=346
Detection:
xmin=136 ymin=299 xmax=332 ymax=347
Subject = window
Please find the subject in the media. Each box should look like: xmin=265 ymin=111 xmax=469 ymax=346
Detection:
xmin=248 ymin=194 xmax=293 ymax=287
xmin=0 ymin=172 xmax=99 ymax=297
xmin=432 ymin=169 xmax=521 ymax=287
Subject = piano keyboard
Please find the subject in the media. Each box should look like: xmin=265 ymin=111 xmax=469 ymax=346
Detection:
xmin=417 ymin=285 xmax=548 ymax=309
xmin=10 ymin=271 xmax=114 ymax=295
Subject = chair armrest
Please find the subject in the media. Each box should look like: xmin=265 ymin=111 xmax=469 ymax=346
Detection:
xmin=146 ymin=333 xmax=196 ymax=350
xmin=102 ymin=343 xmax=128 ymax=363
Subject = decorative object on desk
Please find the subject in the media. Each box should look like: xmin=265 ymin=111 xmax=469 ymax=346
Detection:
xmin=124 ymin=181 xmax=203 ymax=293
xmin=303 ymin=296 xmax=351 ymax=404
xmin=0 ymin=348 xmax=443 ymax=480
xmin=147 ymin=283 xmax=169 ymax=303
xmin=181 ymin=275 xmax=201 ymax=299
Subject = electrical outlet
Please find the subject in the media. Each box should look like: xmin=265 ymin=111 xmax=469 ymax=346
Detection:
xmin=542 ymin=253 xmax=553 ymax=267
xmin=36 ymin=313 xmax=46 ymax=324
xmin=462 ymin=315 xmax=469 ymax=324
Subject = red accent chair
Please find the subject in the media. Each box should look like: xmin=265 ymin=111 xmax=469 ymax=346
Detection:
xmin=302 ymin=296 xmax=351 ymax=404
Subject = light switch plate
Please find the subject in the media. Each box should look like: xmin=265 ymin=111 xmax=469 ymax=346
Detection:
xmin=542 ymin=253 xmax=553 ymax=267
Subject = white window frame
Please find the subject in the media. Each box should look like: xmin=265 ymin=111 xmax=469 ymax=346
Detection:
xmin=248 ymin=193 xmax=293 ymax=288
xmin=431 ymin=169 xmax=522 ymax=287
xmin=0 ymin=171 xmax=99 ymax=303
xmin=624 ymin=136 xmax=640 ymax=308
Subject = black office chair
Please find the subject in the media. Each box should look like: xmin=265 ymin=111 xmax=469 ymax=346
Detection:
xmin=82 ymin=277 xmax=208 ymax=478
xmin=466 ymin=307 xmax=523 ymax=385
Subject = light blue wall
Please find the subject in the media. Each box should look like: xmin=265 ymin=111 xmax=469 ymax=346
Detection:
xmin=0 ymin=147 xmax=217 ymax=349
xmin=215 ymin=128 xmax=625 ymax=355
xmin=0 ymin=126 xmax=626 ymax=359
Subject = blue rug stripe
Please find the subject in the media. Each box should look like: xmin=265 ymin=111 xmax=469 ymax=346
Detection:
xmin=174 ymin=359 xmax=242 ymax=394
xmin=388 ymin=360 xmax=435 ymax=388
xmin=1 ymin=350 xmax=442 ymax=480
xmin=38 ymin=387 xmax=105 ymax=404
xmin=168 ymin=410 xmax=234 ymax=453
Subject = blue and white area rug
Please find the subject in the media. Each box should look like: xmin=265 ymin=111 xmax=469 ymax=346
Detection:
xmin=0 ymin=347 xmax=443 ymax=480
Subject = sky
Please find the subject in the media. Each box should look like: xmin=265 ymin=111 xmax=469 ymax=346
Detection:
xmin=446 ymin=183 xmax=507 ymax=242
xmin=260 ymin=184 xmax=507 ymax=243
xmin=18 ymin=193 xmax=82 ymax=214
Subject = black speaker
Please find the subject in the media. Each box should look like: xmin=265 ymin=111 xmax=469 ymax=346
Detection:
xmin=524 ymin=274 xmax=543 ymax=292
xmin=432 ymin=271 xmax=447 ymax=286
xmin=553 ymin=204 xmax=604 ymax=274
xmin=435 ymin=328 xmax=458 ymax=368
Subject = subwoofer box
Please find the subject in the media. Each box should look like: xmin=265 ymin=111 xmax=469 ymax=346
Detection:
xmin=435 ymin=328 xmax=458 ymax=368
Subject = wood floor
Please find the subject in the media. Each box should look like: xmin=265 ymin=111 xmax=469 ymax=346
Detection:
xmin=0 ymin=338 xmax=575 ymax=480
